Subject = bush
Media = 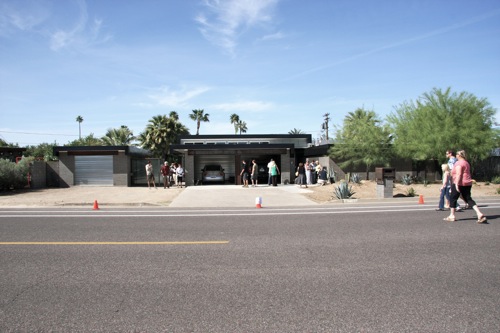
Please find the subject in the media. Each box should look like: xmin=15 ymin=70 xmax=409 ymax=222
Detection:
xmin=491 ymin=176 xmax=500 ymax=184
xmin=496 ymin=187 xmax=500 ymax=195
xmin=0 ymin=158 xmax=32 ymax=190
xmin=350 ymin=173 xmax=361 ymax=184
xmin=401 ymin=174 xmax=412 ymax=185
xmin=333 ymin=181 xmax=356 ymax=200
xmin=406 ymin=187 xmax=416 ymax=197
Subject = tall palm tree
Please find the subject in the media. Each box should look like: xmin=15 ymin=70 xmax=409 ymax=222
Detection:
xmin=229 ymin=113 xmax=240 ymax=135
xmin=76 ymin=115 xmax=83 ymax=139
xmin=138 ymin=113 xmax=189 ymax=159
xmin=236 ymin=120 xmax=247 ymax=135
xmin=101 ymin=125 xmax=136 ymax=146
xmin=288 ymin=128 xmax=305 ymax=134
xmin=189 ymin=109 xmax=210 ymax=135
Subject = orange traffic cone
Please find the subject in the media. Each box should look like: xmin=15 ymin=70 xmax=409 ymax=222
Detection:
xmin=93 ymin=200 xmax=99 ymax=210
xmin=255 ymin=197 xmax=262 ymax=208
xmin=418 ymin=195 xmax=424 ymax=204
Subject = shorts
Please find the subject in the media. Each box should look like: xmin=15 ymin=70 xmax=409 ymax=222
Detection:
xmin=147 ymin=174 xmax=154 ymax=181
xmin=243 ymin=173 xmax=249 ymax=181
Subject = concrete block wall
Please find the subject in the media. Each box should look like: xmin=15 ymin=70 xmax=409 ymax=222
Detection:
xmin=30 ymin=161 xmax=46 ymax=189
xmin=57 ymin=153 xmax=74 ymax=187
xmin=113 ymin=152 xmax=129 ymax=186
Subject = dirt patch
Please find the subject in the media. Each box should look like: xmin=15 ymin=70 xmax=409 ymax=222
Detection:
xmin=305 ymin=181 xmax=500 ymax=203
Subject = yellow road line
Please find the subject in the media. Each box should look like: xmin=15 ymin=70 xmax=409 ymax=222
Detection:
xmin=0 ymin=241 xmax=230 ymax=245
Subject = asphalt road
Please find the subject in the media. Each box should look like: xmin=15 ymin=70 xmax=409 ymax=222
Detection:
xmin=1 ymin=202 xmax=500 ymax=332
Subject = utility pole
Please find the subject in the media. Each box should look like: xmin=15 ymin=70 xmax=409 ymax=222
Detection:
xmin=322 ymin=113 xmax=330 ymax=141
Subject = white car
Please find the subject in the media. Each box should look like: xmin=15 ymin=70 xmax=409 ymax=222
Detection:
xmin=201 ymin=165 xmax=225 ymax=184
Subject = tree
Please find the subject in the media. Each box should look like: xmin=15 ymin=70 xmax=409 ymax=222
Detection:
xmin=328 ymin=108 xmax=393 ymax=179
xmin=230 ymin=114 xmax=240 ymax=135
xmin=25 ymin=142 xmax=58 ymax=161
xmin=101 ymin=126 xmax=136 ymax=146
xmin=236 ymin=120 xmax=248 ymax=135
xmin=138 ymin=112 xmax=189 ymax=159
xmin=387 ymin=87 xmax=497 ymax=171
xmin=189 ymin=109 xmax=210 ymax=135
xmin=288 ymin=128 xmax=305 ymax=134
xmin=76 ymin=115 xmax=83 ymax=139
xmin=66 ymin=133 xmax=103 ymax=146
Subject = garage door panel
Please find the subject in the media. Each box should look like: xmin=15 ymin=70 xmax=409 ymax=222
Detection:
xmin=75 ymin=156 xmax=113 ymax=186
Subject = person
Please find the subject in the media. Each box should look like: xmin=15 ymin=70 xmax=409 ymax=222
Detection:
xmin=315 ymin=160 xmax=322 ymax=183
xmin=296 ymin=162 xmax=307 ymax=188
xmin=145 ymin=160 xmax=157 ymax=189
xmin=309 ymin=160 xmax=317 ymax=184
xmin=176 ymin=163 xmax=185 ymax=188
xmin=270 ymin=160 xmax=280 ymax=186
xmin=435 ymin=164 xmax=450 ymax=211
xmin=171 ymin=163 xmax=178 ymax=187
xmin=160 ymin=161 xmax=170 ymax=189
xmin=251 ymin=160 xmax=258 ymax=187
xmin=443 ymin=150 xmax=487 ymax=223
xmin=240 ymin=160 xmax=249 ymax=188
xmin=446 ymin=149 xmax=465 ymax=211
xmin=317 ymin=167 xmax=328 ymax=186
xmin=267 ymin=159 xmax=275 ymax=186
xmin=305 ymin=159 xmax=312 ymax=185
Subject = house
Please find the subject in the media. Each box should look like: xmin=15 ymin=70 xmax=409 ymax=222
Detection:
xmin=52 ymin=146 xmax=152 ymax=187
xmin=169 ymin=134 xmax=337 ymax=186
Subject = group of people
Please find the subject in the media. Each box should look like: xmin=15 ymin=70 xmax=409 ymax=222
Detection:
xmin=437 ymin=149 xmax=487 ymax=224
xmin=295 ymin=159 xmax=328 ymax=188
xmin=145 ymin=160 xmax=185 ymax=189
xmin=240 ymin=159 xmax=281 ymax=187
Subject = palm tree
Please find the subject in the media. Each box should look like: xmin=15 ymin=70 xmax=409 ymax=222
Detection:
xmin=236 ymin=120 xmax=247 ymax=135
xmin=189 ymin=109 xmax=210 ymax=135
xmin=101 ymin=125 xmax=136 ymax=146
xmin=229 ymin=113 xmax=240 ymax=135
xmin=138 ymin=113 xmax=189 ymax=159
xmin=288 ymin=128 xmax=305 ymax=134
xmin=76 ymin=115 xmax=83 ymax=139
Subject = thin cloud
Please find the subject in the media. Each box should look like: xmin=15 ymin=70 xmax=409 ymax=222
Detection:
xmin=50 ymin=0 xmax=111 ymax=51
xmin=195 ymin=0 xmax=280 ymax=54
xmin=270 ymin=9 xmax=500 ymax=86
xmin=147 ymin=85 xmax=211 ymax=109
xmin=0 ymin=0 xmax=50 ymax=35
xmin=212 ymin=100 xmax=273 ymax=112
xmin=258 ymin=31 xmax=284 ymax=41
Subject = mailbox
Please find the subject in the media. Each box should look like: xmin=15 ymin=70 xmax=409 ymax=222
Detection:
xmin=375 ymin=167 xmax=395 ymax=185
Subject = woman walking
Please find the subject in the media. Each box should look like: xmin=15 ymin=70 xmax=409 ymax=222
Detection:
xmin=443 ymin=150 xmax=487 ymax=223
xmin=435 ymin=164 xmax=451 ymax=211
xmin=296 ymin=162 xmax=307 ymax=188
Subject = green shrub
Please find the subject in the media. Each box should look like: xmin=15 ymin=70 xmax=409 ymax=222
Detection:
xmin=491 ymin=176 xmax=500 ymax=184
xmin=401 ymin=174 xmax=412 ymax=185
xmin=406 ymin=187 xmax=416 ymax=197
xmin=0 ymin=158 xmax=32 ymax=190
xmin=496 ymin=187 xmax=500 ymax=195
xmin=333 ymin=181 xmax=356 ymax=200
xmin=350 ymin=173 xmax=361 ymax=184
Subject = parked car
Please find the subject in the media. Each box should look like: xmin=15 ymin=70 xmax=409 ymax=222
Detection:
xmin=201 ymin=165 xmax=225 ymax=184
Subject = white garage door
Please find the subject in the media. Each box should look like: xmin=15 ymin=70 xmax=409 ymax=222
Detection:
xmin=75 ymin=155 xmax=113 ymax=186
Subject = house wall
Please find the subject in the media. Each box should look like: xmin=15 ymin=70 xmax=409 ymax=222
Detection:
xmin=46 ymin=161 xmax=60 ymax=187
xmin=58 ymin=152 xmax=75 ymax=187
xmin=113 ymin=151 xmax=129 ymax=186
xmin=30 ymin=161 xmax=46 ymax=189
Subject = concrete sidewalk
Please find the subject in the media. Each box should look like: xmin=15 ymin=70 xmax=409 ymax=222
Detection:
xmin=0 ymin=184 xmax=319 ymax=208
xmin=169 ymin=184 xmax=318 ymax=208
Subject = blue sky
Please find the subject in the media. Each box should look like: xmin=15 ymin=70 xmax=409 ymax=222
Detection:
xmin=1 ymin=0 xmax=499 ymax=146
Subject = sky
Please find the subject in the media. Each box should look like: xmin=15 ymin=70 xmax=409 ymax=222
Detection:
xmin=1 ymin=0 xmax=499 ymax=146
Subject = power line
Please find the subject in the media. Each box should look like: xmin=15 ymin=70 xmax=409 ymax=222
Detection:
xmin=0 ymin=130 xmax=78 ymax=137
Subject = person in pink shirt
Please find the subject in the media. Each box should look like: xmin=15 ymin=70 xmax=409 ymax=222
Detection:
xmin=443 ymin=150 xmax=487 ymax=223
